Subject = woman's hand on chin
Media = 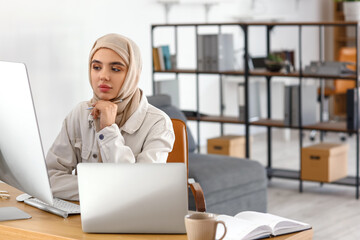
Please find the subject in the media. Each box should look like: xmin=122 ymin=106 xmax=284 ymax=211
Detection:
xmin=91 ymin=100 xmax=118 ymax=130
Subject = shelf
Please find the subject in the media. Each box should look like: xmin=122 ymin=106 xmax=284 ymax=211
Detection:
xmin=152 ymin=21 xmax=358 ymax=28
xmin=304 ymin=176 xmax=360 ymax=187
xmin=152 ymin=20 xmax=360 ymax=198
xmin=333 ymin=176 xmax=360 ymax=186
xmin=254 ymin=120 xmax=357 ymax=133
xmin=187 ymin=116 xmax=357 ymax=133
xmin=267 ymin=169 xmax=359 ymax=187
xmin=250 ymin=119 xmax=286 ymax=128
xmin=154 ymin=69 xmax=357 ymax=80
xmin=187 ymin=115 xmax=243 ymax=124
xmin=154 ymin=69 xmax=245 ymax=75
xmin=267 ymin=168 xmax=300 ymax=180
xmin=302 ymin=121 xmax=357 ymax=133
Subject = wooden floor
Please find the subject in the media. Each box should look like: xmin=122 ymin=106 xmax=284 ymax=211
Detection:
xmin=251 ymin=129 xmax=360 ymax=240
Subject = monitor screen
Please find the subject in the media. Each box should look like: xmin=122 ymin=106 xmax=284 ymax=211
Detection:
xmin=0 ymin=61 xmax=53 ymax=205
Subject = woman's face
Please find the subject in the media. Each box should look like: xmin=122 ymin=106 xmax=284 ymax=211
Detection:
xmin=90 ymin=48 xmax=128 ymax=101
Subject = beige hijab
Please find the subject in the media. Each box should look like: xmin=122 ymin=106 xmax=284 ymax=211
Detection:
xmin=89 ymin=33 xmax=142 ymax=128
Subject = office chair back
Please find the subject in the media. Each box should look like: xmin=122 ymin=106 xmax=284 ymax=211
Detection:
xmin=168 ymin=118 xmax=206 ymax=212
xmin=335 ymin=47 xmax=356 ymax=94
xmin=168 ymin=119 xmax=189 ymax=177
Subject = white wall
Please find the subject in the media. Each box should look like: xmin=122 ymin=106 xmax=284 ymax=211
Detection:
xmin=0 ymin=0 xmax=331 ymax=153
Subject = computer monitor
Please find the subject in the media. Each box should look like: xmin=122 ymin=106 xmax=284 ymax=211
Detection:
xmin=0 ymin=61 xmax=54 ymax=212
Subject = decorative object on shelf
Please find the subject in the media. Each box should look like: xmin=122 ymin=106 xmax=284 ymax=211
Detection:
xmin=301 ymin=143 xmax=348 ymax=182
xmin=336 ymin=0 xmax=360 ymax=21
xmin=207 ymin=135 xmax=250 ymax=158
xmin=303 ymin=61 xmax=355 ymax=76
xmin=265 ymin=54 xmax=284 ymax=72
xmin=264 ymin=51 xmax=295 ymax=73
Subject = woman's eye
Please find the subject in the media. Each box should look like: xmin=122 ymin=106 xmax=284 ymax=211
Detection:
xmin=92 ymin=65 xmax=101 ymax=70
xmin=112 ymin=67 xmax=121 ymax=72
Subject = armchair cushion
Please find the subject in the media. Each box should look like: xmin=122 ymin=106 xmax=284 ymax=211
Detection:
xmin=188 ymin=153 xmax=267 ymax=215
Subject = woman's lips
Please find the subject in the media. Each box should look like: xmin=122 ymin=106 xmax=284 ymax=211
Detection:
xmin=99 ymin=84 xmax=111 ymax=93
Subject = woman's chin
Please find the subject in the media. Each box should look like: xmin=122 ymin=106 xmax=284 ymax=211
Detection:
xmin=97 ymin=93 xmax=115 ymax=101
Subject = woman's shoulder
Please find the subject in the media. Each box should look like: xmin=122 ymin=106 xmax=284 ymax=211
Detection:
xmin=145 ymin=103 xmax=173 ymax=132
xmin=146 ymin=102 xmax=171 ymax=122
xmin=64 ymin=101 xmax=91 ymax=122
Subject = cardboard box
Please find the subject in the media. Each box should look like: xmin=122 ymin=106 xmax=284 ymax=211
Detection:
xmin=301 ymin=143 xmax=348 ymax=182
xmin=207 ymin=135 xmax=250 ymax=158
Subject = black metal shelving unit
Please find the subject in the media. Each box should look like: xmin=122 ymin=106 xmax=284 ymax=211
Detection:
xmin=151 ymin=21 xmax=360 ymax=198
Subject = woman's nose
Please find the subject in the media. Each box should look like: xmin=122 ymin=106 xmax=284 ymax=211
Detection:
xmin=100 ymin=69 xmax=110 ymax=81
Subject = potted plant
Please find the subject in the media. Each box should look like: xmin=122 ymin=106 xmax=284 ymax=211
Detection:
xmin=336 ymin=0 xmax=360 ymax=21
xmin=265 ymin=54 xmax=284 ymax=72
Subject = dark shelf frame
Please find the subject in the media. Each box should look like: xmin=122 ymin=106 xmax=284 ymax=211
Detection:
xmin=151 ymin=21 xmax=360 ymax=198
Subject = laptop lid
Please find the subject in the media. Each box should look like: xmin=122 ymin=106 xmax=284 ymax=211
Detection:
xmin=77 ymin=163 xmax=188 ymax=234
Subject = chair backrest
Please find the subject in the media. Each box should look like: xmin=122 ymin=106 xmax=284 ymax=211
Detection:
xmin=335 ymin=47 xmax=356 ymax=93
xmin=168 ymin=119 xmax=189 ymax=177
xmin=168 ymin=118 xmax=206 ymax=212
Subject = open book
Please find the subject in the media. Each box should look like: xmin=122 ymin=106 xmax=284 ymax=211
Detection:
xmin=216 ymin=211 xmax=311 ymax=240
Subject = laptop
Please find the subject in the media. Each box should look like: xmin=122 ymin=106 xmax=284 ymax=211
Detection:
xmin=77 ymin=162 xmax=188 ymax=233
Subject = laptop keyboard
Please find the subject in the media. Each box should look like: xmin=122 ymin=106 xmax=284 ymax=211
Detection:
xmin=24 ymin=197 xmax=80 ymax=218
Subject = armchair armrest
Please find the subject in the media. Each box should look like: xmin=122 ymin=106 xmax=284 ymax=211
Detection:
xmin=188 ymin=178 xmax=206 ymax=212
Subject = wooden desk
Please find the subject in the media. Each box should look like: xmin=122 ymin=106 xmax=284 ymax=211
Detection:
xmin=0 ymin=183 xmax=313 ymax=240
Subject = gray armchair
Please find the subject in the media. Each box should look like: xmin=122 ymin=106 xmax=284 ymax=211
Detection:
xmin=147 ymin=94 xmax=267 ymax=215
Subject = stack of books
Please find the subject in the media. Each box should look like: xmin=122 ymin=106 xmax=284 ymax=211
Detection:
xmin=197 ymin=34 xmax=235 ymax=72
xmin=284 ymin=85 xmax=317 ymax=127
xmin=152 ymin=45 xmax=173 ymax=71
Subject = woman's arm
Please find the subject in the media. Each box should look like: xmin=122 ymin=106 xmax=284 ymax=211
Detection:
xmin=97 ymin=118 xmax=175 ymax=164
xmin=45 ymin=119 xmax=80 ymax=201
xmin=96 ymin=124 xmax=136 ymax=163
xmin=136 ymin=119 xmax=175 ymax=163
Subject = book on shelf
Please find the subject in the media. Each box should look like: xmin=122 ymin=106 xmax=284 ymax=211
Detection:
xmin=284 ymin=85 xmax=317 ymax=127
xmin=161 ymin=45 xmax=172 ymax=70
xmin=346 ymin=87 xmax=360 ymax=130
xmin=216 ymin=211 xmax=311 ymax=240
xmin=157 ymin=46 xmax=165 ymax=71
xmin=152 ymin=45 xmax=172 ymax=71
xmin=152 ymin=48 xmax=161 ymax=71
xmin=197 ymin=34 xmax=234 ymax=71
xmin=238 ymin=82 xmax=261 ymax=122
xmin=284 ymin=85 xmax=291 ymax=126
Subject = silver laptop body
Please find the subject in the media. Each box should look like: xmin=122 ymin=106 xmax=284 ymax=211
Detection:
xmin=77 ymin=163 xmax=188 ymax=233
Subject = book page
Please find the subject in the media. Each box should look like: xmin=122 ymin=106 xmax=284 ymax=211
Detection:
xmin=216 ymin=215 xmax=271 ymax=240
xmin=234 ymin=211 xmax=310 ymax=236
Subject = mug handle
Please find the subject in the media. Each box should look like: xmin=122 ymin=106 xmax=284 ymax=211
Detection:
xmin=215 ymin=220 xmax=227 ymax=240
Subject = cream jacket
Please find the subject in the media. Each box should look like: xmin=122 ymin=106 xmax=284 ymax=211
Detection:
xmin=46 ymin=95 xmax=175 ymax=200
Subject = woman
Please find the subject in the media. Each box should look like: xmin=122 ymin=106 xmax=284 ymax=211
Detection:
xmin=46 ymin=33 xmax=175 ymax=200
